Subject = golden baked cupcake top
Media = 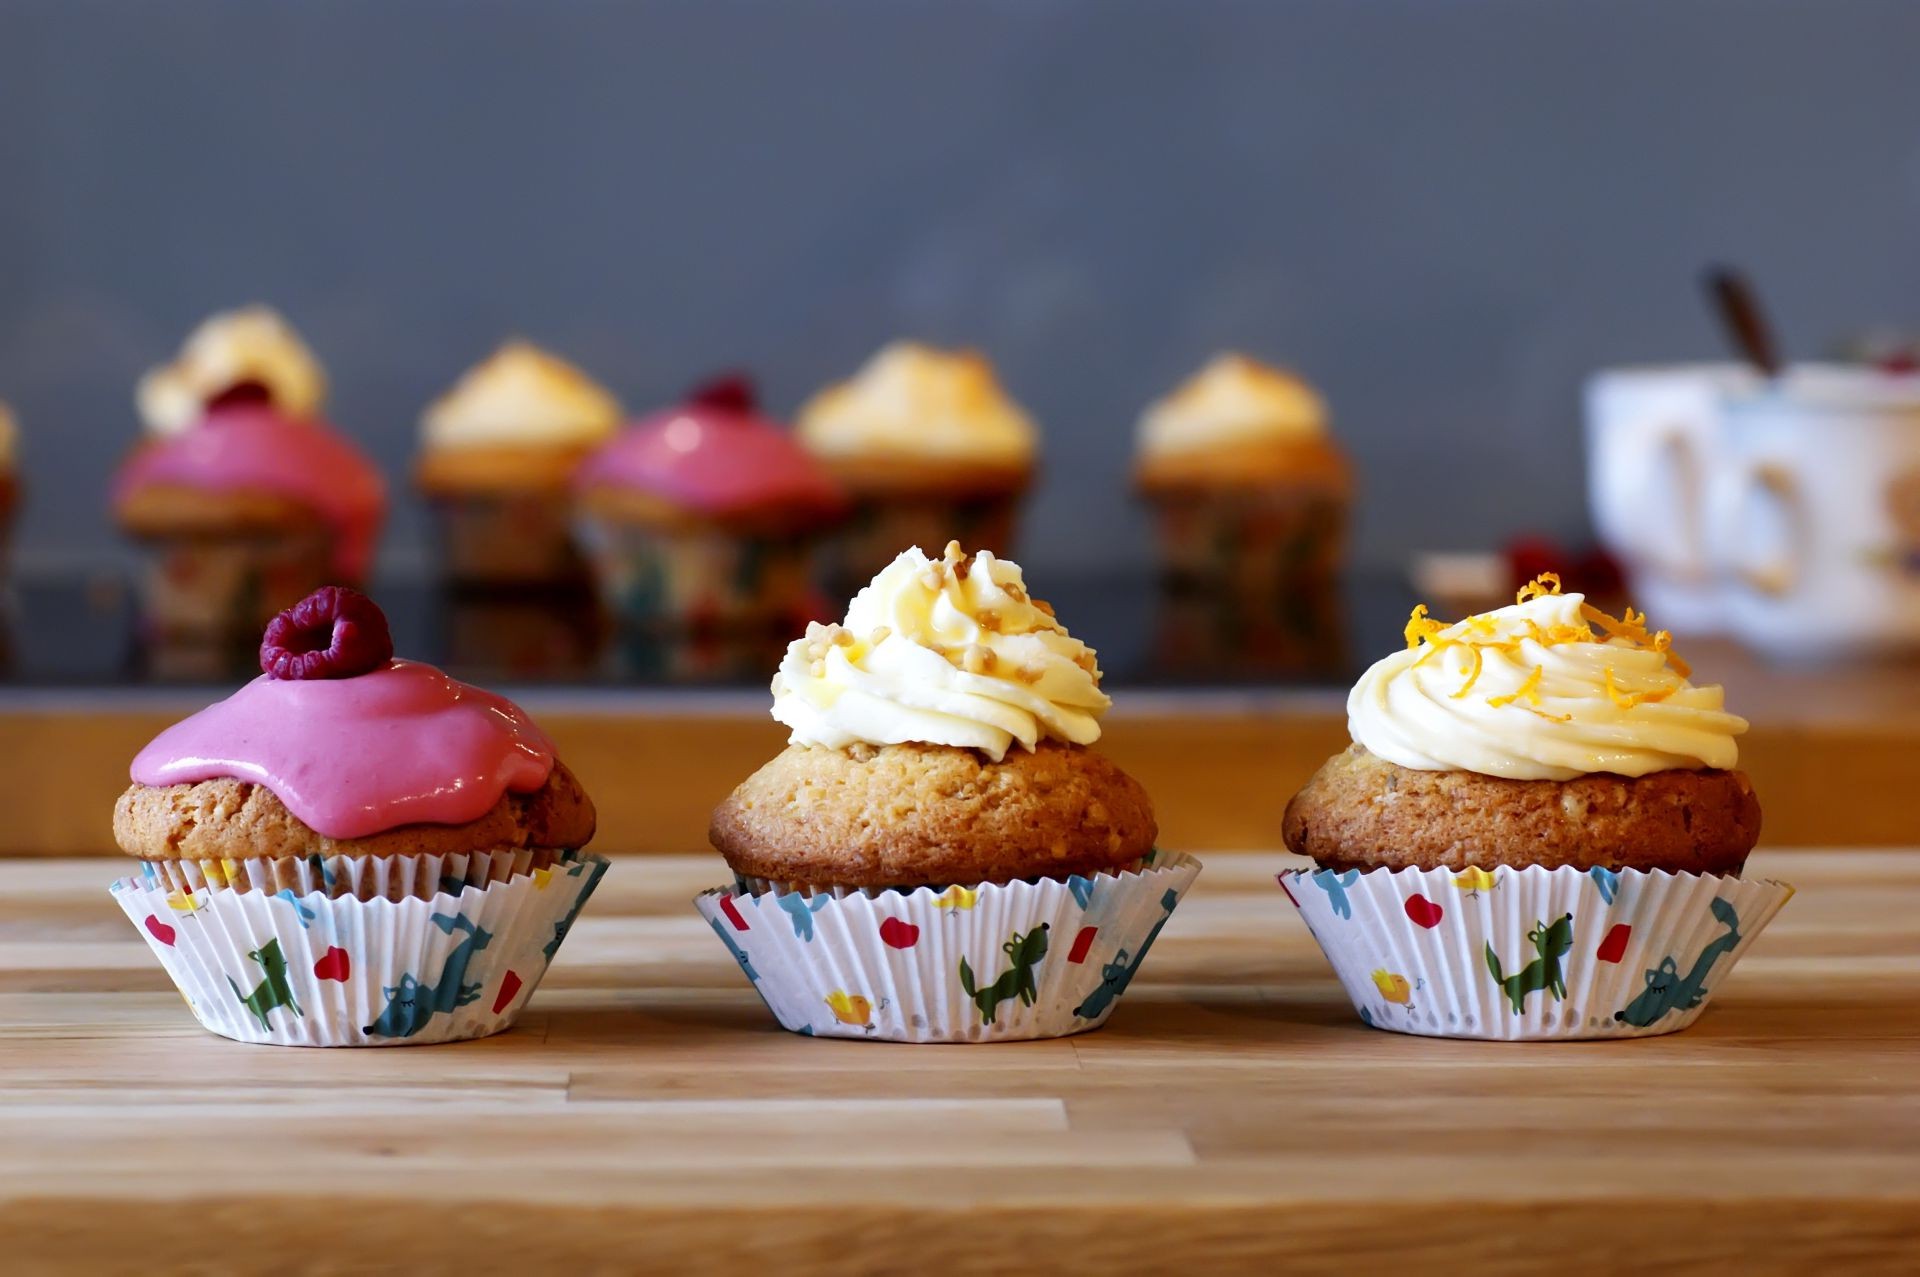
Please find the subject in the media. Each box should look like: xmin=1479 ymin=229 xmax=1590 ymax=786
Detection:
xmin=1137 ymin=353 xmax=1327 ymax=459
xmin=136 ymin=305 xmax=326 ymax=436
xmin=797 ymin=343 xmax=1037 ymax=469
xmin=770 ymin=541 xmax=1108 ymax=761
xmin=420 ymin=340 xmax=621 ymax=453
xmin=0 ymin=400 xmax=15 ymax=473
xmin=1353 ymin=575 xmax=1748 ymax=781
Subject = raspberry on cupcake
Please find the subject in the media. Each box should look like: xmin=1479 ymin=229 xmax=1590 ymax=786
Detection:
xmin=109 ymin=587 xmax=607 ymax=1047
xmin=1279 ymin=574 xmax=1792 ymax=1040
xmin=698 ymin=542 xmax=1200 ymax=1043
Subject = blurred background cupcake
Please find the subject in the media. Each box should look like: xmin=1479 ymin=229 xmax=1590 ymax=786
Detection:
xmin=0 ymin=400 xmax=17 ymax=592
xmin=797 ymin=342 xmax=1036 ymax=597
xmin=573 ymin=374 xmax=843 ymax=647
xmin=415 ymin=340 xmax=619 ymax=591
xmin=111 ymin=306 xmax=386 ymax=651
xmin=1135 ymin=354 xmax=1352 ymax=677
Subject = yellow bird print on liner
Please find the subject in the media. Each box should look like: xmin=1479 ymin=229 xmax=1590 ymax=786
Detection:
xmin=933 ymin=885 xmax=979 ymax=911
xmin=1371 ymin=969 xmax=1425 ymax=1013
xmin=825 ymin=990 xmax=879 ymax=1030
xmin=164 ymin=889 xmax=200 ymax=913
xmin=1452 ymin=867 xmax=1498 ymax=897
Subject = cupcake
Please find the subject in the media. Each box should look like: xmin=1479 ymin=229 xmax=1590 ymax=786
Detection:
xmin=108 ymin=586 xmax=607 ymax=1046
xmin=114 ymin=307 xmax=386 ymax=644
xmin=1279 ymin=574 xmax=1792 ymax=1040
xmin=697 ymin=541 xmax=1201 ymax=1043
xmin=416 ymin=341 xmax=620 ymax=590
xmin=573 ymin=374 xmax=843 ymax=635
xmin=1135 ymin=353 xmax=1351 ymax=602
xmin=0 ymin=401 xmax=17 ymax=589
xmin=797 ymin=343 xmax=1036 ymax=596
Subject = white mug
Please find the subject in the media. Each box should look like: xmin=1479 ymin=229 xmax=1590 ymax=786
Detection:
xmin=1584 ymin=365 xmax=1759 ymax=633
xmin=1710 ymin=366 xmax=1920 ymax=662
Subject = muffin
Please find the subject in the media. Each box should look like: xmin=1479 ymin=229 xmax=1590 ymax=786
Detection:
xmin=108 ymin=586 xmax=607 ymax=1046
xmin=114 ymin=307 xmax=386 ymax=645
xmin=1279 ymin=574 xmax=1793 ymax=1040
xmin=697 ymin=541 xmax=1201 ymax=1043
xmin=1136 ymin=353 xmax=1351 ymax=599
xmin=573 ymin=374 xmax=843 ymax=635
xmin=0 ymin=401 xmax=17 ymax=590
xmin=416 ymin=340 xmax=620 ymax=590
xmin=797 ymin=344 xmax=1036 ymax=597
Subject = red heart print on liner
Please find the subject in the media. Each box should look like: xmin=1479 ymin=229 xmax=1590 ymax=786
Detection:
xmin=143 ymin=915 xmax=177 ymax=946
xmin=718 ymin=895 xmax=750 ymax=932
xmin=879 ymin=917 xmax=920 ymax=949
xmin=492 ymin=970 xmax=524 ymax=1015
xmin=312 ymin=947 xmax=351 ymax=982
xmin=1596 ymin=923 xmax=1633 ymax=964
xmin=1404 ymin=895 xmax=1444 ymax=929
xmin=1067 ymin=926 xmax=1099 ymax=964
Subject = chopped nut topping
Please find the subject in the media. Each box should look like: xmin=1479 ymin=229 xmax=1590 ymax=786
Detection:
xmin=808 ymin=658 xmax=826 ymax=679
xmin=868 ymin=625 xmax=891 ymax=645
xmin=962 ymin=644 xmax=996 ymax=674
xmin=1033 ymin=599 xmax=1056 ymax=618
xmin=975 ymin=608 xmax=1002 ymax=633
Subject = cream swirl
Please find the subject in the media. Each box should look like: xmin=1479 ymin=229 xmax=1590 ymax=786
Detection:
xmin=421 ymin=341 xmax=620 ymax=451
xmin=1349 ymin=587 xmax=1747 ymax=780
xmin=771 ymin=543 xmax=1108 ymax=760
xmin=137 ymin=306 xmax=326 ymax=435
xmin=797 ymin=343 xmax=1037 ymax=467
xmin=1137 ymin=353 xmax=1327 ymax=458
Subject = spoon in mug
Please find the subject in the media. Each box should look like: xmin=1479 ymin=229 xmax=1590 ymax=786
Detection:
xmin=1703 ymin=265 xmax=1783 ymax=377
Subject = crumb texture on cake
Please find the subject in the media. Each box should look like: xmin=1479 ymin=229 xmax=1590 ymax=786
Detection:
xmin=114 ymin=759 xmax=596 ymax=861
xmin=710 ymin=741 xmax=1156 ymax=887
xmin=1282 ymin=744 xmax=1760 ymax=873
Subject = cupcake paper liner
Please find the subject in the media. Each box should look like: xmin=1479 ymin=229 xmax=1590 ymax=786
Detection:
xmin=820 ymin=493 xmax=1019 ymax=601
xmin=694 ymin=850 xmax=1202 ymax=1043
xmin=575 ymin=516 xmax=820 ymax=631
xmin=111 ymin=852 xmax=609 ymax=1047
xmin=134 ymin=530 xmax=339 ymax=640
xmin=138 ymin=846 xmax=565 ymax=903
xmin=1279 ymin=863 xmax=1794 ymax=1040
xmin=430 ymin=494 xmax=588 ymax=589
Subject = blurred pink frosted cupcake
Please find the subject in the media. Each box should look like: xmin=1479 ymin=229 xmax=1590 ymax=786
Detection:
xmin=114 ymin=307 xmax=386 ymax=642
xmin=797 ymin=343 xmax=1037 ymax=597
xmin=573 ymin=375 xmax=844 ymax=633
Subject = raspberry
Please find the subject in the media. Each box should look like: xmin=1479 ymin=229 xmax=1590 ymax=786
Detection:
xmin=685 ymin=372 xmax=757 ymax=415
xmin=260 ymin=587 xmax=394 ymax=680
xmin=205 ymin=380 xmax=277 ymax=413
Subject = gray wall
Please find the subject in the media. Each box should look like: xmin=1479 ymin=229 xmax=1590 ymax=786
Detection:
xmin=3 ymin=0 xmax=1918 ymax=579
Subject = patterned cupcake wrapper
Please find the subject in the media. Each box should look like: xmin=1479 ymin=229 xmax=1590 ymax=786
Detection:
xmin=694 ymin=850 xmax=1202 ymax=1043
xmin=1279 ymin=863 xmax=1794 ymax=1040
xmin=110 ymin=852 xmax=609 ymax=1047
xmin=137 ymin=846 xmax=565 ymax=903
xmin=574 ymin=516 xmax=819 ymax=631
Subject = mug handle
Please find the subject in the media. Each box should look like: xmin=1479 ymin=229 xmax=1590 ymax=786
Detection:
xmin=1637 ymin=426 xmax=1711 ymax=582
xmin=1724 ymin=461 xmax=1807 ymax=596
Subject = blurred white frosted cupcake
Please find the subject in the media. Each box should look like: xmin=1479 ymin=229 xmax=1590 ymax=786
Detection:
xmin=416 ymin=341 xmax=621 ymax=590
xmin=798 ymin=343 xmax=1037 ymax=595
xmin=1135 ymin=354 xmax=1351 ymax=598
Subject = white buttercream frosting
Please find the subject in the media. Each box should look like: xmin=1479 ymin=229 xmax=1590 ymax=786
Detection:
xmin=797 ymin=343 xmax=1037 ymax=467
xmin=1348 ymin=583 xmax=1747 ymax=780
xmin=1137 ymin=353 xmax=1327 ymax=458
xmin=771 ymin=543 xmax=1107 ymax=761
xmin=421 ymin=341 xmax=621 ymax=451
xmin=136 ymin=306 xmax=326 ymax=435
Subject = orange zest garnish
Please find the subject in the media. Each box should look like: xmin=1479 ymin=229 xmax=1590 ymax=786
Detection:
xmin=1486 ymin=663 xmax=1544 ymax=709
xmin=1448 ymin=644 xmax=1485 ymax=699
xmin=1515 ymin=572 xmax=1562 ymax=603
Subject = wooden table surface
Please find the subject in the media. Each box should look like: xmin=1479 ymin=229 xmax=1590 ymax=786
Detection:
xmin=4 ymin=850 xmax=1917 ymax=1274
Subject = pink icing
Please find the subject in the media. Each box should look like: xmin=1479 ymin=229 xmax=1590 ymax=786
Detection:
xmin=112 ymin=406 xmax=388 ymax=579
xmin=129 ymin=660 xmax=556 ymax=840
xmin=574 ymin=401 xmax=843 ymax=519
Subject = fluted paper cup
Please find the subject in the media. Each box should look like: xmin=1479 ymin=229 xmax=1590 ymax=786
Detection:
xmin=137 ymin=846 xmax=566 ymax=903
xmin=110 ymin=853 xmax=609 ymax=1046
xmin=695 ymin=850 xmax=1202 ymax=1043
xmin=1279 ymin=863 xmax=1793 ymax=1040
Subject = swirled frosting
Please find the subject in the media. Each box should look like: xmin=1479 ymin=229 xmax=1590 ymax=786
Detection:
xmin=797 ymin=343 xmax=1037 ymax=467
xmin=1348 ymin=579 xmax=1747 ymax=780
xmin=1137 ymin=353 xmax=1327 ymax=458
xmin=771 ymin=543 xmax=1108 ymax=760
xmin=130 ymin=659 xmax=556 ymax=840
xmin=421 ymin=341 xmax=621 ymax=451
xmin=137 ymin=306 xmax=327 ymax=436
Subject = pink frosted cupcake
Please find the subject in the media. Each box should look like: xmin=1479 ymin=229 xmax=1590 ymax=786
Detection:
xmin=114 ymin=308 xmax=386 ymax=642
xmin=110 ymin=586 xmax=607 ymax=1046
xmin=573 ymin=374 xmax=844 ymax=634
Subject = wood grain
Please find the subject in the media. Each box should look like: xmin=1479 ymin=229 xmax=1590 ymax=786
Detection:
xmin=1 ymin=850 xmax=1915 ymax=1274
